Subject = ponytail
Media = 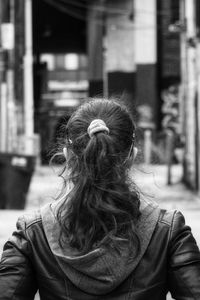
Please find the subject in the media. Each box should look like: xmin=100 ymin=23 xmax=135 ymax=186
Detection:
xmin=56 ymin=99 xmax=140 ymax=255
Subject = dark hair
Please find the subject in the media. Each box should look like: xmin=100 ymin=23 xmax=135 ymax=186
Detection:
xmin=54 ymin=98 xmax=140 ymax=256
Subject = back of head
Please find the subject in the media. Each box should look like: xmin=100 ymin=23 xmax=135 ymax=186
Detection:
xmin=56 ymin=98 xmax=140 ymax=255
xmin=67 ymin=98 xmax=135 ymax=180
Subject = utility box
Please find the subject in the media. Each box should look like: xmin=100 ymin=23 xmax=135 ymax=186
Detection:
xmin=0 ymin=153 xmax=35 ymax=209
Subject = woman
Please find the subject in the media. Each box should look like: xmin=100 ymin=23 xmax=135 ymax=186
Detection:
xmin=0 ymin=98 xmax=200 ymax=299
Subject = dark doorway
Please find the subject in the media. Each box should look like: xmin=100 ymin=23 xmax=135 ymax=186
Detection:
xmin=32 ymin=0 xmax=88 ymax=163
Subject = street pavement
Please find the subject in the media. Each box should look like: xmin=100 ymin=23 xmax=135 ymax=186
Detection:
xmin=0 ymin=164 xmax=199 ymax=300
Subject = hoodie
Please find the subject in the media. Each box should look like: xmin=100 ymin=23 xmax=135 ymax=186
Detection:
xmin=41 ymin=198 xmax=160 ymax=295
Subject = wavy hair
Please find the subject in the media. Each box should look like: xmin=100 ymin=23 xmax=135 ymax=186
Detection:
xmin=54 ymin=99 xmax=141 ymax=255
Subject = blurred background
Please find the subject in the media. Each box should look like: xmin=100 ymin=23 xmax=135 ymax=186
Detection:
xmin=0 ymin=1 xmax=200 ymax=299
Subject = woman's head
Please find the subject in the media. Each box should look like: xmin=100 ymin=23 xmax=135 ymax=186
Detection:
xmin=65 ymin=99 xmax=136 ymax=180
xmin=56 ymin=98 xmax=140 ymax=255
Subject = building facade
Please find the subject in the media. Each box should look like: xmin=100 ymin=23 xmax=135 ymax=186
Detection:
xmin=0 ymin=0 xmax=199 ymax=191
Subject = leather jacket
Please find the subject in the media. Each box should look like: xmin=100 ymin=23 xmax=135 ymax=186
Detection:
xmin=0 ymin=199 xmax=200 ymax=300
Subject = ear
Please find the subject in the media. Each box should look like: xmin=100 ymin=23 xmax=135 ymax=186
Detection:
xmin=133 ymin=147 xmax=138 ymax=161
xmin=63 ymin=147 xmax=67 ymax=159
xmin=126 ymin=146 xmax=138 ymax=167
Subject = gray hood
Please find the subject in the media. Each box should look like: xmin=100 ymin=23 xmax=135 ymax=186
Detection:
xmin=41 ymin=198 xmax=160 ymax=295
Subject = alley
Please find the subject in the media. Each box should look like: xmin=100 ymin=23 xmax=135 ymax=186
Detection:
xmin=0 ymin=0 xmax=200 ymax=299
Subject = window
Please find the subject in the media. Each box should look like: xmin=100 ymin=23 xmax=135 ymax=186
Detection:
xmin=64 ymin=54 xmax=79 ymax=70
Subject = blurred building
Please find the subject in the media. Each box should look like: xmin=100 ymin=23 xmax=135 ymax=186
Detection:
xmin=179 ymin=0 xmax=200 ymax=191
xmin=0 ymin=0 xmax=199 ymax=190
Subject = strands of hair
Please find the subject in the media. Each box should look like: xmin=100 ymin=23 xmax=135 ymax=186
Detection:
xmin=52 ymin=98 xmax=141 ymax=256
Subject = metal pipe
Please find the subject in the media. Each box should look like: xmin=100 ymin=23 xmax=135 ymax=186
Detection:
xmin=24 ymin=0 xmax=34 ymax=154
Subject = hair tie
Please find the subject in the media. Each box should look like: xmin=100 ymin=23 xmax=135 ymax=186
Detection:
xmin=87 ymin=119 xmax=109 ymax=138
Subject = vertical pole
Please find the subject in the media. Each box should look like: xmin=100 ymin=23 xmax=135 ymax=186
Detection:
xmin=0 ymin=0 xmax=4 ymax=151
xmin=185 ymin=0 xmax=197 ymax=188
xmin=144 ymin=129 xmax=152 ymax=164
xmin=166 ymin=130 xmax=175 ymax=185
xmin=87 ymin=0 xmax=104 ymax=98
xmin=101 ymin=0 xmax=108 ymax=98
xmin=24 ymin=0 xmax=34 ymax=154
xmin=8 ymin=0 xmax=16 ymax=152
xmin=180 ymin=0 xmax=188 ymax=184
xmin=194 ymin=0 xmax=200 ymax=192
xmin=0 ymin=0 xmax=16 ymax=153
xmin=0 ymin=83 xmax=7 ymax=151
xmin=196 ymin=42 xmax=200 ymax=191
xmin=180 ymin=0 xmax=187 ymax=138
xmin=0 ymin=0 xmax=7 ymax=152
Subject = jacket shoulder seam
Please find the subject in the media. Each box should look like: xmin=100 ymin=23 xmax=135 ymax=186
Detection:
xmin=169 ymin=210 xmax=178 ymax=241
xmin=158 ymin=209 xmax=175 ymax=226
xmin=26 ymin=218 xmax=42 ymax=229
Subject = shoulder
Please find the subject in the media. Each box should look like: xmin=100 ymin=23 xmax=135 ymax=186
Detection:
xmin=140 ymin=197 xmax=186 ymax=228
xmin=140 ymin=198 xmax=189 ymax=239
xmin=156 ymin=208 xmax=187 ymax=236
xmin=139 ymin=198 xmax=183 ymax=232
xmin=158 ymin=209 xmax=183 ymax=226
xmin=16 ymin=202 xmax=55 ymax=233
xmin=159 ymin=210 xmax=200 ymax=266
xmin=156 ymin=209 xmax=200 ymax=255
xmin=16 ymin=208 xmax=42 ymax=231
xmin=157 ymin=209 xmax=187 ymax=234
